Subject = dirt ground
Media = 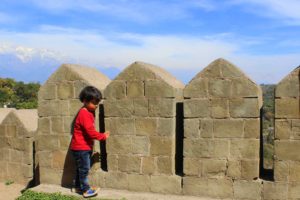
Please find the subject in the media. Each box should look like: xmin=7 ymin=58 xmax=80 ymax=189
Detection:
xmin=0 ymin=182 xmax=215 ymax=200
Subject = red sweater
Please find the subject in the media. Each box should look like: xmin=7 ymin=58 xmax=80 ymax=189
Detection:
xmin=70 ymin=107 xmax=106 ymax=150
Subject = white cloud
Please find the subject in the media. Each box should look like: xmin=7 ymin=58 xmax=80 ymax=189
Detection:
xmin=0 ymin=26 xmax=299 ymax=84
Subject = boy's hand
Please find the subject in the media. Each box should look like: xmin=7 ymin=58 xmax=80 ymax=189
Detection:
xmin=104 ymin=131 xmax=110 ymax=139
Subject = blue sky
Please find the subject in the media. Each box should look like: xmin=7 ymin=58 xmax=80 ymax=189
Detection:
xmin=0 ymin=0 xmax=300 ymax=84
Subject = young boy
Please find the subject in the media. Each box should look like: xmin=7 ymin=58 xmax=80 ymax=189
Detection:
xmin=70 ymin=86 xmax=109 ymax=198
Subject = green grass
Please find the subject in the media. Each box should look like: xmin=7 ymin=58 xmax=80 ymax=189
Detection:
xmin=16 ymin=190 xmax=122 ymax=200
xmin=5 ymin=180 xmax=14 ymax=185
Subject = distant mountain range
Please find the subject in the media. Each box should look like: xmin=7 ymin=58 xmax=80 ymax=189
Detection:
xmin=0 ymin=44 xmax=121 ymax=83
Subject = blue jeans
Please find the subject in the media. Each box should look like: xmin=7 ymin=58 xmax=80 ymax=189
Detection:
xmin=72 ymin=150 xmax=92 ymax=192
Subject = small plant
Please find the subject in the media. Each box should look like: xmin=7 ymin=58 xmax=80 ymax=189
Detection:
xmin=5 ymin=180 xmax=14 ymax=185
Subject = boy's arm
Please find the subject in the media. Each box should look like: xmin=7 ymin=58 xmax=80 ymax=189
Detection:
xmin=81 ymin=111 xmax=107 ymax=141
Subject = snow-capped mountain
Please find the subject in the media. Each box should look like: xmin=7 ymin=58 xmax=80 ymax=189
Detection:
xmin=0 ymin=44 xmax=120 ymax=83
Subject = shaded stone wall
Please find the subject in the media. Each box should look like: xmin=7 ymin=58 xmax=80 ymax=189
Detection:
xmin=0 ymin=109 xmax=37 ymax=184
xmin=271 ymin=66 xmax=300 ymax=199
xmin=100 ymin=62 xmax=184 ymax=193
xmin=36 ymin=64 xmax=110 ymax=186
xmin=182 ymin=59 xmax=263 ymax=199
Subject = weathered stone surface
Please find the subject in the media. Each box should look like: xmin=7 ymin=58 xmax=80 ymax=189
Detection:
xmin=132 ymin=136 xmax=149 ymax=155
xmin=133 ymin=98 xmax=148 ymax=117
xmin=149 ymin=98 xmax=175 ymax=117
xmin=200 ymin=120 xmax=213 ymax=138
xmin=127 ymin=81 xmax=144 ymax=98
xmin=39 ymin=167 xmax=62 ymax=185
xmin=208 ymin=79 xmax=232 ymax=98
xmin=104 ymin=172 xmax=129 ymax=190
xmin=184 ymin=99 xmax=210 ymax=118
xmin=150 ymin=137 xmax=173 ymax=156
xmin=52 ymin=150 xmax=67 ymax=169
xmin=135 ymin=118 xmax=157 ymax=136
xmin=107 ymin=154 xmax=118 ymax=171
xmin=150 ymin=175 xmax=182 ymax=195
xmin=230 ymin=139 xmax=259 ymax=159
xmin=37 ymin=151 xmax=53 ymax=168
xmin=231 ymin=78 xmax=258 ymax=97
xmin=227 ymin=160 xmax=241 ymax=179
xmin=106 ymin=136 xmax=132 ymax=154
xmin=184 ymin=78 xmax=208 ymax=98
xmin=104 ymin=99 xmax=134 ymax=117
xmin=276 ymin=76 xmax=299 ymax=98
xmin=213 ymin=139 xmax=230 ymax=158
xmin=233 ymin=180 xmax=262 ymax=199
xmin=289 ymin=182 xmax=300 ymax=199
xmin=289 ymin=161 xmax=300 ymax=181
xmin=157 ymin=118 xmax=175 ymax=137
xmin=118 ymin=155 xmax=141 ymax=173
xmin=39 ymin=83 xmax=57 ymax=100
xmin=230 ymin=98 xmax=260 ymax=118
xmin=275 ymin=120 xmax=292 ymax=140
xmin=244 ymin=119 xmax=260 ymax=138
xmin=104 ymin=81 xmax=126 ymax=99
xmin=183 ymin=157 xmax=200 ymax=176
xmin=184 ymin=119 xmax=199 ymax=139
xmin=211 ymin=99 xmax=229 ymax=118
xmin=36 ymin=135 xmax=59 ymax=151
xmin=263 ymin=181 xmax=288 ymax=200
xmin=142 ymin=157 xmax=155 ymax=175
xmin=274 ymin=160 xmax=289 ymax=181
xmin=128 ymin=174 xmax=151 ymax=192
xmin=105 ymin=118 xmax=135 ymax=135
xmin=202 ymin=159 xmax=227 ymax=177
xmin=145 ymin=80 xmax=175 ymax=98
xmin=51 ymin=116 xmax=64 ymax=133
xmin=156 ymin=156 xmax=173 ymax=175
xmin=241 ymin=160 xmax=259 ymax=180
xmin=38 ymin=118 xmax=50 ymax=134
xmin=73 ymin=80 xmax=88 ymax=98
xmin=184 ymin=139 xmax=213 ymax=158
xmin=183 ymin=177 xmax=233 ymax=198
xmin=214 ymin=119 xmax=244 ymax=138
xmin=275 ymin=98 xmax=300 ymax=119
xmin=38 ymin=100 xmax=69 ymax=117
xmin=69 ymin=99 xmax=81 ymax=116
xmin=57 ymin=82 xmax=74 ymax=99
xmin=275 ymin=140 xmax=300 ymax=161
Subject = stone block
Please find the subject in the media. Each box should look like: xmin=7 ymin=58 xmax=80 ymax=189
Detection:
xmin=127 ymin=81 xmax=144 ymax=98
xmin=36 ymin=135 xmax=59 ymax=151
xmin=135 ymin=118 xmax=157 ymax=136
xmin=37 ymin=151 xmax=53 ymax=168
xmin=107 ymin=154 xmax=118 ymax=171
xmin=128 ymin=174 xmax=151 ymax=192
xmin=275 ymin=98 xmax=300 ymax=119
xmin=22 ymin=164 xmax=33 ymax=178
xmin=88 ymin=171 xmax=106 ymax=188
xmin=184 ymin=99 xmax=210 ymax=118
xmin=184 ymin=78 xmax=208 ymax=98
xmin=230 ymin=98 xmax=260 ymax=118
xmin=142 ymin=157 xmax=155 ymax=175
xmin=202 ymin=159 xmax=227 ymax=177
xmin=132 ymin=136 xmax=149 ymax=156
xmin=104 ymin=99 xmax=134 ymax=117
xmin=213 ymin=139 xmax=230 ymax=158
xmin=233 ymin=180 xmax=262 ymax=199
xmin=274 ymin=160 xmax=289 ymax=181
xmin=58 ymin=136 xmax=72 ymax=150
xmin=275 ymin=140 xmax=300 ymax=161
xmin=184 ymin=139 xmax=213 ymax=158
xmin=276 ymin=76 xmax=299 ymax=97
xmin=133 ymin=98 xmax=148 ymax=117
xmin=39 ymin=100 xmax=70 ymax=117
xmin=106 ymin=136 xmax=132 ymax=154
xmin=73 ymin=80 xmax=88 ymax=98
xmin=0 ymin=125 xmax=6 ymax=136
xmin=241 ymin=160 xmax=259 ymax=180
xmin=118 ymin=155 xmax=141 ymax=173
xmin=104 ymin=81 xmax=126 ymax=99
xmin=57 ymin=82 xmax=74 ymax=99
xmin=52 ymin=150 xmax=67 ymax=169
xmin=183 ymin=177 xmax=233 ymax=198
xmin=39 ymin=167 xmax=63 ymax=185
xmin=69 ymin=99 xmax=81 ymax=116
xmin=9 ymin=149 xmax=23 ymax=163
xmin=208 ymin=79 xmax=232 ymax=98
xmin=38 ymin=118 xmax=51 ymax=134
xmin=183 ymin=157 xmax=200 ymax=176
xmin=263 ymin=181 xmax=288 ymax=200
xmin=227 ymin=160 xmax=241 ymax=179
xmin=6 ymin=138 xmax=24 ymax=151
xmin=5 ymin=125 xmax=17 ymax=137
xmin=275 ymin=120 xmax=291 ymax=140
xmin=184 ymin=119 xmax=199 ymax=139
xmin=51 ymin=116 xmax=64 ymax=133
xmin=150 ymin=137 xmax=174 ymax=156
xmin=106 ymin=118 xmax=135 ymax=135
xmin=150 ymin=175 xmax=182 ymax=195
xmin=200 ymin=120 xmax=213 ymax=138
xmin=211 ymin=99 xmax=229 ymax=118
xmin=230 ymin=139 xmax=259 ymax=159
xmin=214 ymin=119 xmax=244 ymax=138
xmin=157 ymin=118 xmax=175 ymax=137
xmin=149 ymin=98 xmax=175 ymax=117
xmin=289 ymin=161 xmax=300 ymax=181
xmin=289 ymin=182 xmax=300 ymax=199
xmin=63 ymin=116 xmax=74 ymax=133
xmin=39 ymin=83 xmax=57 ymax=100
xmin=7 ymin=163 xmax=22 ymax=182
xmin=156 ymin=156 xmax=174 ymax=175
xmin=202 ymin=62 xmax=222 ymax=78
xmin=244 ymin=119 xmax=260 ymax=138
xmin=145 ymin=80 xmax=175 ymax=98
xmin=231 ymin=78 xmax=259 ymax=97
xmin=105 ymin=172 xmax=128 ymax=190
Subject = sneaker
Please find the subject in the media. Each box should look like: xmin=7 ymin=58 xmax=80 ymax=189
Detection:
xmin=83 ymin=188 xmax=99 ymax=198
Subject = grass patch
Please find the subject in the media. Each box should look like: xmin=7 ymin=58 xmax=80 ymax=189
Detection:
xmin=5 ymin=180 xmax=14 ymax=185
xmin=16 ymin=190 xmax=121 ymax=200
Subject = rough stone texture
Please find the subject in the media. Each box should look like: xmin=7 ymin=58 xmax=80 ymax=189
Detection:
xmin=0 ymin=109 xmax=37 ymax=184
xmin=103 ymin=61 xmax=184 ymax=194
xmin=274 ymin=66 xmax=300 ymax=183
xmin=183 ymin=58 xmax=262 ymax=198
xmin=36 ymin=64 xmax=110 ymax=186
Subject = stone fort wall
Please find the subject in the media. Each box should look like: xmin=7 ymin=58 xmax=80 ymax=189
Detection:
xmin=0 ymin=59 xmax=299 ymax=199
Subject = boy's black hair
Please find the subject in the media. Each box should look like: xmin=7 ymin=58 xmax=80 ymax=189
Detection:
xmin=79 ymin=86 xmax=102 ymax=103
